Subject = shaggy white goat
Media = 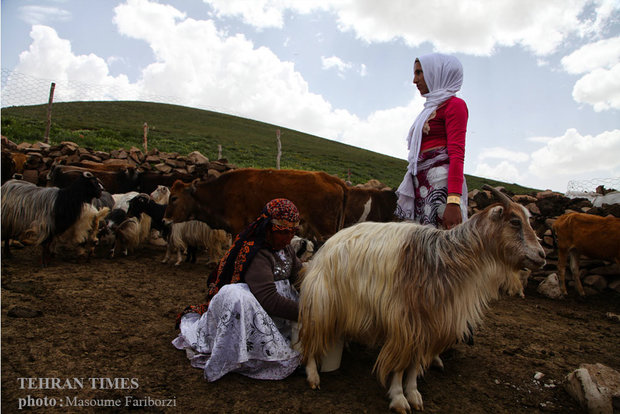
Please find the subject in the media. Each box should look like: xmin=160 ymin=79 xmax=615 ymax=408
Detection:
xmin=298 ymin=185 xmax=546 ymax=413
xmin=51 ymin=205 xmax=110 ymax=259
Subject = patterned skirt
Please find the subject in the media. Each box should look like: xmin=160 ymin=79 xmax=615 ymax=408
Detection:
xmin=172 ymin=280 xmax=300 ymax=381
xmin=396 ymin=147 xmax=467 ymax=227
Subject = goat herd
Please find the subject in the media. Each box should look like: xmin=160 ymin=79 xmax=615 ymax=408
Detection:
xmin=1 ymin=164 xmax=619 ymax=413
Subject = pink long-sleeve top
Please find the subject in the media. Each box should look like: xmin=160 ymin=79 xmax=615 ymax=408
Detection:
xmin=419 ymin=96 xmax=468 ymax=195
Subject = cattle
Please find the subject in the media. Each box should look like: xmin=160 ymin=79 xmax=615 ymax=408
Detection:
xmin=344 ymin=186 xmax=397 ymax=227
xmin=552 ymin=212 xmax=620 ymax=296
xmin=298 ymin=185 xmax=546 ymax=413
xmin=1 ymin=172 xmax=104 ymax=265
xmin=47 ymin=164 xmax=139 ymax=195
xmin=164 ymin=168 xmax=349 ymax=242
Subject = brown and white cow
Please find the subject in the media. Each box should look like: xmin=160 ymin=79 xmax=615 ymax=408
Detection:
xmin=344 ymin=186 xmax=398 ymax=227
xmin=164 ymin=168 xmax=349 ymax=242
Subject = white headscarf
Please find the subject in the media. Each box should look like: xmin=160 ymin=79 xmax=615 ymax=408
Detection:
xmin=405 ymin=53 xmax=464 ymax=176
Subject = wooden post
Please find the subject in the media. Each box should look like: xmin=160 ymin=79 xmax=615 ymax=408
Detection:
xmin=143 ymin=122 xmax=148 ymax=152
xmin=44 ymin=82 xmax=55 ymax=144
xmin=276 ymin=129 xmax=282 ymax=170
xmin=218 ymin=145 xmax=222 ymax=160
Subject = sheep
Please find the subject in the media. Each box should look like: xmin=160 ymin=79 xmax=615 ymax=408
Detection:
xmin=291 ymin=235 xmax=315 ymax=262
xmin=1 ymin=172 xmax=103 ymax=265
xmin=161 ymin=220 xmax=231 ymax=266
xmin=51 ymin=205 xmax=110 ymax=260
xmin=552 ymin=212 xmax=620 ymax=296
xmin=112 ymin=191 xmax=140 ymax=212
xmin=298 ymin=185 xmax=546 ymax=413
xmin=150 ymin=185 xmax=170 ymax=205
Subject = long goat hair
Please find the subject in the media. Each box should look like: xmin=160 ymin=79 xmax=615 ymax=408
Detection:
xmin=162 ymin=220 xmax=231 ymax=265
xmin=1 ymin=173 xmax=103 ymax=263
xmin=298 ymin=185 xmax=546 ymax=413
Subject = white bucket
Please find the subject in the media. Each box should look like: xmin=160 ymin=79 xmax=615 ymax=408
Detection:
xmin=320 ymin=337 xmax=344 ymax=372
xmin=290 ymin=322 xmax=344 ymax=372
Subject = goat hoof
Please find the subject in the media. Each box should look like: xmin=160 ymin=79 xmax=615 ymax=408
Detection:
xmin=389 ymin=395 xmax=411 ymax=414
xmin=405 ymin=390 xmax=423 ymax=411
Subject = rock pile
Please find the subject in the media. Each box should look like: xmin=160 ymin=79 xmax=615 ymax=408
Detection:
xmin=1 ymin=137 xmax=237 ymax=186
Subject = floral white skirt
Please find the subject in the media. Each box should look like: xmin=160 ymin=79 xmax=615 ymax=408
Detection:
xmin=172 ymin=280 xmax=300 ymax=381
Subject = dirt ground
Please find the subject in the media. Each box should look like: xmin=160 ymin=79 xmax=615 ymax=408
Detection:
xmin=2 ymin=243 xmax=619 ymax=414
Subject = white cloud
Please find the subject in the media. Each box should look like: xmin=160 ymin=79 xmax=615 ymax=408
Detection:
xmin=321 ymin=55 xmax=352 ymax=77
xmin=571 ymin=63 xmax=620 ymax=111
xmin=529 ymin=128 xmax=620 ymax=178
xmin=201 ymin=0 xmax=615 ymax=56
xmin=561 ymin=36 xmax=620 ymax=74
xmin=474 ymin=161 xmax=525 ymax=184
xmin=18 ymin=5 xmax=71 ymax=25
xmin=477 ymin=147 xmax=529 ymax=163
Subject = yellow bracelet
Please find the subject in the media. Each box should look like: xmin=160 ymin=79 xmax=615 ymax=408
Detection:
xmin=446 ymin=195 xmax=461 ymax=205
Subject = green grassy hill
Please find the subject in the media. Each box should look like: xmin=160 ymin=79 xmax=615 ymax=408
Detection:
xmin=1 ymin=101 xmax=539 ymax=194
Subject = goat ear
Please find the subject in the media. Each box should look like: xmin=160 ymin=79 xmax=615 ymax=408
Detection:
xmin=489 ymin=205 xmax=504 ymax=221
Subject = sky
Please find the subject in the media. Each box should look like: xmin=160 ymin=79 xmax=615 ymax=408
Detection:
xmin=1 ymin=0 xmax=619 ymax=193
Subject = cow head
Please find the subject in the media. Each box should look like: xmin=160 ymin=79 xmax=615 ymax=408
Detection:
xmin=163 ymin=180 xmax=195 ymax=224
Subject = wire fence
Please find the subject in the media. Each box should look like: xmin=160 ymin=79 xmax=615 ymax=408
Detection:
xmin=1 ymin=68 xmax=186 ymax=108
xmin=566 ymin=177 xmax=620 ymax=197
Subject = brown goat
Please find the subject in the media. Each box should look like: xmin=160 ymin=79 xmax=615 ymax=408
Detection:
xmin=552 ymin=212 xmax=620 ymax=296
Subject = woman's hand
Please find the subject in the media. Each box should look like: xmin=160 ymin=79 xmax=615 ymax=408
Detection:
xmin=442 ymin=203 xmax=462 ymax=229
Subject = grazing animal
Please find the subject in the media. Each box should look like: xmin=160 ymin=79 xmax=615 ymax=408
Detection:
xmin=91 ymin=191 xmax=115 ymax=210
xmin=51 ymin=205 xmax=110 ymax=260
xmin=161 ymin=220 xmax=231 ymax=265
xmin=552 ymin=212 xmax=620 ymax=296
xmin=1 ymin=172 xmax=103 ymax=265
xmin=150 ymin=185 xmax=171 ymax=205
xmin=127 ymin=193 xmax=167 ymax=233
xmin=112 ymin=191 xmax=140 ymax=212
xmin=163 ymin=168 xmax=348 ymax=243
xmin=47 ymin=164 xmax=138 ymax=194
xmin=109 ymin=217 xmax=141 ymax=258
xmin=344 ymin=186 xmax=398 ymax=227
xmin=298 ymin=185 xmax=546 ymax=413
xmin=290 ymin=236 xmax=315 ymax=262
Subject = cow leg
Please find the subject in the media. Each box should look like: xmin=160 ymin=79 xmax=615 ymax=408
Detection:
xmin=557 ymin=248 xmax=568 ymax=296
xmin=569 ymin=250 xmax=585 ymax=296
xmin=305 ymin=357 xmax=321 ymax=390
xmin=388 ymin=370 xmax=411 ymax=414
xmin=404 ymin=363 xmax=424 ymax=412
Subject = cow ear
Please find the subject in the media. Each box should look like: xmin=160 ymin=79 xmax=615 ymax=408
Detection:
xmin=190 ymin=178 xmax=200 ymax=194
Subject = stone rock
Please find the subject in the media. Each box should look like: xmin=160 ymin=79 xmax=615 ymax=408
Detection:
xmin=17 ymin=142 xmax=32 ymax=150
xmin=537 ymin=273 xmax=564 ymax=299
xmin=609 ymin=279 xmax=620 ymax=294
xmin=154 ymin=163 xmax=172 ymax=174
xmin=188 ymin=151 xmax=209 ymax=165
xmin=565 ymin=363 xmax=620 ymax=414
xmin=526 ymin=202 xmax=541 ymax=215
xmin=583 ymin=275 xmax=608 ymax=291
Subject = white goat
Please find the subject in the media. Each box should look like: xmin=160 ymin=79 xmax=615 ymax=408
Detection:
xmin=291 ymin=236 xmax=315 ymax=262
xmin=162 ymin=220 xmax=231 ymax=265
xmin=150 ymin=185 xmax=170 ymax=205
xmin=298 ymin=185 xmax=546 ymax=413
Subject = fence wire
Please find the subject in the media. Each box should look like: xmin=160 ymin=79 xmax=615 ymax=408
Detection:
xmin=1 ymin=68 xmax=187 ymax=108
xmin=566 ymin=177 xmax=620 ymax=197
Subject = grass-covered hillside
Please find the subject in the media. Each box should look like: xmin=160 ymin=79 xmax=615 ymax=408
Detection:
xmin=1 ymin=101 xmax=538 ymax=193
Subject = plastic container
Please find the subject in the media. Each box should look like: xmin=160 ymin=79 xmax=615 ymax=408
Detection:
xmin=290 ymin=322 xmax=344 ymax=372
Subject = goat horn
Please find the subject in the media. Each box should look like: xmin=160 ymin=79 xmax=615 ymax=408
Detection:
xmin=482 ymin=184 xmax=513 ymax=206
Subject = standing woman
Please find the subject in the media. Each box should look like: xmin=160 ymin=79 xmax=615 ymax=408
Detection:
xmin=395 ymin=53 xmax=468 ymax=229
xmin=173 ymin=198 xmax=303 ymax=381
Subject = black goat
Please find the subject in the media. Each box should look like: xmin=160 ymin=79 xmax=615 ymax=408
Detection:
xmin=127 ymin=194 xmax=167 ymax=232
xmin=1 ymin=172 xmax=104 ymax=265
